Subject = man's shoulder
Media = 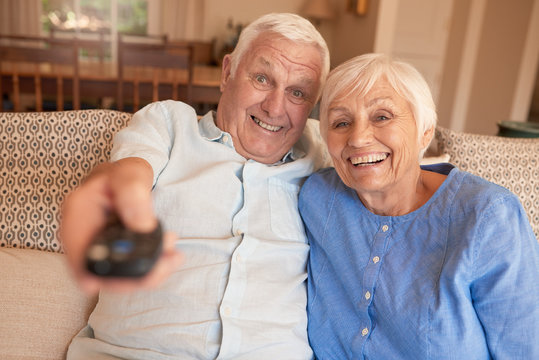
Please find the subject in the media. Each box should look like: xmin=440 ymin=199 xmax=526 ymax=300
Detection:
xmin=298 ymin=118 xmax=331 ymax=169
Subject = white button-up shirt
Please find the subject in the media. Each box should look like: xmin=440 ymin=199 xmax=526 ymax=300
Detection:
xmin=68 ymin=100 xmax=329 ymax=360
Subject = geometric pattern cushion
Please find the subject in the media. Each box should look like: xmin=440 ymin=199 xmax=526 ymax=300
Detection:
xmin=435 ymin=126 xmax=539 ymax=240
xmin=0 ymin=110 xmax=132 ymax=252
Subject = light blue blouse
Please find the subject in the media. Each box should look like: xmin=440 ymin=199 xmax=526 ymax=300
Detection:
xmin=299 ymin=164 xmax=539 ymax=360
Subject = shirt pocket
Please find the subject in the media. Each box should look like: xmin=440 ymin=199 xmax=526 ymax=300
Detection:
xmin=268 ymin=177 xmax=306 ymax=242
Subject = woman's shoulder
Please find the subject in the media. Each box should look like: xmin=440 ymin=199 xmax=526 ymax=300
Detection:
xmin=440 ymin=165 xmax=524 ymax=217
xmin=302 ymin=167 xmax=342 ymax=192
xmin=300 ymin=167 xmax=344 ymax=207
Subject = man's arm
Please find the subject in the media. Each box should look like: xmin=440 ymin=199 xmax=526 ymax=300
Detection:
xmin=60 ymin=157 xmax=183 ymax=294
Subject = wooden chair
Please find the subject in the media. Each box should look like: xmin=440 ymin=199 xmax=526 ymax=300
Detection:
xmin=49 ymin=27 xmax=111 ymax=65
xmin=117 ymin=34 xmax=193 ymax=112
xmin=0 ymin=35 xmax=80 ymax=112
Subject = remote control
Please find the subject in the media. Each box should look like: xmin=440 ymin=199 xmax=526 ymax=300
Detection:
xmin=85 ymin=215 xmax=163 ymax=277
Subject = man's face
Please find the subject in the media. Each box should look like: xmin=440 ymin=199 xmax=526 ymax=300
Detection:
xmin=216 ymin=33 xmax=323 ymax=164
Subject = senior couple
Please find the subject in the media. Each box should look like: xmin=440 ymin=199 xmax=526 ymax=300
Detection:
xmin=61 ymin=12 xmax=538 ymax=360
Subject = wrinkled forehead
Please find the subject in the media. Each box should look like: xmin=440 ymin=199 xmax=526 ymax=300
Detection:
xmin=248 ymin=33 xmax=323 ymax=77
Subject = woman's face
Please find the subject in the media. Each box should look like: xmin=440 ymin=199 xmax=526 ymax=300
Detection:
xmin=325 ymin=78 xmax=430 ymax=199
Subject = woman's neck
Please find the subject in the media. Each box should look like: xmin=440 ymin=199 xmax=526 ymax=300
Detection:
xmin=357 ymin=168 xmax=446 ymax=217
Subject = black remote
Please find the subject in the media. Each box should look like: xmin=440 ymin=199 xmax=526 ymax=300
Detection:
xmin=85 ymin=215 xmax=163 ymax=277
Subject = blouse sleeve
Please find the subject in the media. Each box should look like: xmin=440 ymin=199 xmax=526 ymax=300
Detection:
xmin=470 ymin=193 xmax=539 ymax=358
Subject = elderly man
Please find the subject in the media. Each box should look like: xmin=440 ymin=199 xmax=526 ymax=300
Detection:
xmin=61 ymin=13 xmax=330 ymax=359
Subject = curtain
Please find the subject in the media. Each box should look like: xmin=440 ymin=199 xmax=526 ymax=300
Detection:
xmin=0 ymin=0 xmax=41 ymax=36
xmin=148 ymin=0 xmax=205 ymax=40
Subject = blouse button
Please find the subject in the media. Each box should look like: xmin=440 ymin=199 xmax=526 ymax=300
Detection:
xmin=382 ymin=225 xmax=389 ymax=232
xmin=365 ymin=291 xmax=371 ymax=300
xmin=361 ymin=327 xmax=369 ymax=336
xmin=372 ymin=256 xmax=380 ymax=264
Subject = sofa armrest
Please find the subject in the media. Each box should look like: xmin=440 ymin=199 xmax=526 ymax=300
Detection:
xmin=0 ymin=247 xmax=97 ymax=359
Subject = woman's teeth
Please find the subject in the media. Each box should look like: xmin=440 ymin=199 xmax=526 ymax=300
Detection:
xmin=252 ymin=116 xmax=281 ymax=132
xmin=350 ymin=153 xmax=388 ymax=166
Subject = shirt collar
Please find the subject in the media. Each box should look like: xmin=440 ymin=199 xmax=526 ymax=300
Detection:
xmin=198 ymin=111 xmax=304 ymax=165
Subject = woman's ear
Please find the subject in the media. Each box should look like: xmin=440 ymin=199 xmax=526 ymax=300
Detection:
xmin=220 ymin=54 xmax=232 ymax=92
xmin=420 ymin=126 xmax=435 ymax=150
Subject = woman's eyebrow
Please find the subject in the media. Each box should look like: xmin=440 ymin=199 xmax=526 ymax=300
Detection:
xmin=328 ymin=106 xmax=351 ymax=115
xmin=366 ymin=96 xmax=393 ymax=107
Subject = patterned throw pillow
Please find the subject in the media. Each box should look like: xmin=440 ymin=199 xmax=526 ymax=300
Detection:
xmin=435 ymin=126 xmax=539 ymax=239
xmin=0 ymin=110 xmax=132 ymax=252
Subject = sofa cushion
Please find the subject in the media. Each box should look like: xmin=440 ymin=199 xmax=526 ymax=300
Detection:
xmin=0 ymin=247 xmax=97 ymax=359
xmin=435 ymin=126 xmax=539 ymax=239
xmin=0 ymin=110 xmax=131 ymax=252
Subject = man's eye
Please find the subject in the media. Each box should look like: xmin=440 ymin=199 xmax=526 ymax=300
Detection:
xmin=255 ymin=75 xmax=267 ymax=84
xmin=291 ymin=89 xmax=304 ymax=98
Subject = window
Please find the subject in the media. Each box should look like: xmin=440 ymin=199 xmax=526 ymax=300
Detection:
xmin=42 ymin=0 xmax=147 ymax=35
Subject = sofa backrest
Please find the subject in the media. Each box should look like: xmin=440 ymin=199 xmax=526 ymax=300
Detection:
xmin=0 ymin=110 xmax=132 ymax=252
xmin=436 ymin=126 xmax=539 ymax=240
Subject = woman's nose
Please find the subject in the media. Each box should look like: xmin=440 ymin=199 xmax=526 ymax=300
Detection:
xmin=261 ymin=89 xmax=286 ymax=118
xmin=348 ymin=121 xmax=374 ymax=147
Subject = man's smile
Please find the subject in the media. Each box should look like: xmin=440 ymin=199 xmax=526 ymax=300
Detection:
xmin=251 ymin=115 xmax=282 ymax=132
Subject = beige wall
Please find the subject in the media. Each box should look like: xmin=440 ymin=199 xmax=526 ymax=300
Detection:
xmin=437 ymin=0 xmax=472 ymax=129
xmin=328 ymin=0 xmax=379 ymax=66
xmin=465 ymin=0 xmax=535 ymax=134
xmin=201 ymin=0 xmax=379 ymax=69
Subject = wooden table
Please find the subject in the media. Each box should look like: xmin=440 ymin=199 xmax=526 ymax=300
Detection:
xmin=1 ymin=60 xmax=222 ymax=111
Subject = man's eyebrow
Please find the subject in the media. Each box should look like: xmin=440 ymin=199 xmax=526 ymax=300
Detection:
xmin=255 ymin=55 xmax=317 ymax=87
xmin=256 ymin=56 xmax=272 ymax=69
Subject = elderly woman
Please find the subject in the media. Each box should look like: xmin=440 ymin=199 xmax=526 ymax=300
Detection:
xmin=299 ymin=53 xmax=539 ymax=359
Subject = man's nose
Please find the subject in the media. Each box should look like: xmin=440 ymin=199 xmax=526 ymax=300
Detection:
xmin=261 ymin=89 xmax=286 ymax=118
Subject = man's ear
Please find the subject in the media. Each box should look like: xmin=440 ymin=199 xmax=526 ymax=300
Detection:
xmin=220 ymin=54 xmax=232 ymax=92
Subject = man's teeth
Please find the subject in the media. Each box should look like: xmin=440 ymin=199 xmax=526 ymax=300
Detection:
xmin=252 ymin=116 xmax=282 ymax=132
xmin=350 ymin=153 xmax=388 ymax=166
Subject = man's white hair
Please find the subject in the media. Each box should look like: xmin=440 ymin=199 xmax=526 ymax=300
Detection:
xmin=228 ymin=13 xmax=330 ymax=100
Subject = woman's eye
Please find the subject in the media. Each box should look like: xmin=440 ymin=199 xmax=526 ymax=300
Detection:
xmin=374 ymin=113 xmax=392 ymax=121
xmin=333 ymin=120 xmax=349 ymax=128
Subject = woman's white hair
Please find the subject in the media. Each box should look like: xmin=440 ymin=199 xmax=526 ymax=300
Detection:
xmin=228 ymin=13 xmax=330 ymax=100
xmin=319 ymin=53 xmax=437 ymax=158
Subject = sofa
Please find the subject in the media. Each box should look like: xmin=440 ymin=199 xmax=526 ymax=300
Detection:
xmin=0 ymin=109 xmax=538 ymax=359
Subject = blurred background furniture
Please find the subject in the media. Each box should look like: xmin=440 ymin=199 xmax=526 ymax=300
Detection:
xmin=497 ymin=120 xmax=539 ymax=138
xmin=1 ymin=33 xmax=220 ymax=113
xmin=117 ymin=33 xmax=195 ymax=111
xmin=0 ymin=35 xmax=80 ymax=111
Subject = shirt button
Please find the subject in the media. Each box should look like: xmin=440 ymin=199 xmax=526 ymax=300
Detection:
xmin=223 ymin=306 xmax=232 ymax=316
xmin=361 ymin=327 xmax=369 ymax=336
xmin=222 ymin=135 xmax=229 ymax=143
xmin=373 ymin=256 xmax=380 ymax=264
xmin=365 ymin=291 xmax=371 ymax=300
xmin=235 ymin=229 xmax=243 ymax=236
xmin=382 ymin=225 xmax=389 ymax=232
xmin=236 ymin=254 xmax=242 ymax=263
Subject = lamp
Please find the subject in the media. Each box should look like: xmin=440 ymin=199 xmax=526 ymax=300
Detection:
xmin=301 ymin=0 xmax=335 ymax=23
